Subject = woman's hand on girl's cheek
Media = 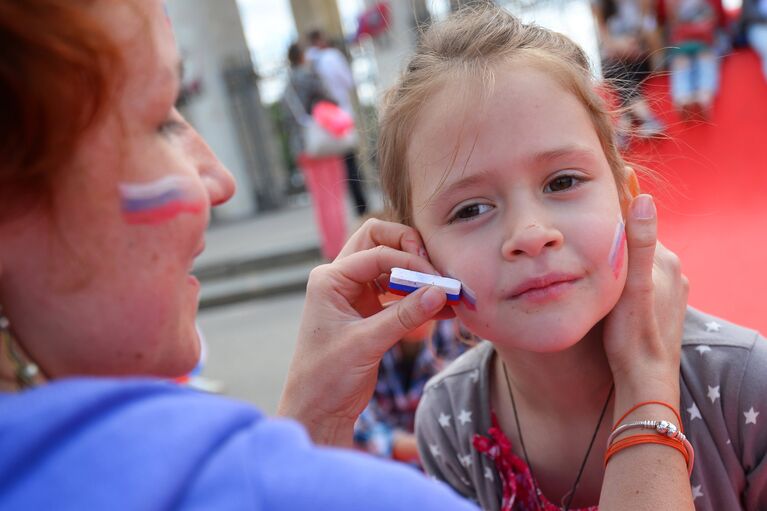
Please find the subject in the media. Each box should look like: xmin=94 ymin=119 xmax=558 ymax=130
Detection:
xmin=278 ymin=220 xmax=449 ymax=447
xmin=603 ymin=195 xmax=689 ymax=402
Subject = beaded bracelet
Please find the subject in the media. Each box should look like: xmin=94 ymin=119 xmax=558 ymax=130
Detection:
xmin=608 ymin=419 xmax=688 ymax=446
xmin=612 ymin=400 xmax=684 ymax=433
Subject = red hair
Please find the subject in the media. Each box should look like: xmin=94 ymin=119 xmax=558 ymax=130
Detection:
xmin=0 ymin=1 xmax=121 ymax=215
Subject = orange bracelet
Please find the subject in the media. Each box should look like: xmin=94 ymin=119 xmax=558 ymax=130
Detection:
xmin=604 ymin=434 xmax=692 ymax=475
xmin=612 ymin=401 xmax=683 ymax=433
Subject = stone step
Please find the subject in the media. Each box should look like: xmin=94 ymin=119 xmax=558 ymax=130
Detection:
xmin=198 ymin=259 xmax=321 ymax=309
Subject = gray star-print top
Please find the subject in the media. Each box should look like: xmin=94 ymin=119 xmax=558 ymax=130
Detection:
xmin=415 ymin=307 xmax=767 ymax=510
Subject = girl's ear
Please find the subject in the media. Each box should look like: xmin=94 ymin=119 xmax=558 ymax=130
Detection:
xmin=620 ymin=166 xmax=640 ymax=216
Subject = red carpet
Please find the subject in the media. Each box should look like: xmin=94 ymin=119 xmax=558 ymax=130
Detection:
xmin=629 ymin=49 xmax=767 ymax=334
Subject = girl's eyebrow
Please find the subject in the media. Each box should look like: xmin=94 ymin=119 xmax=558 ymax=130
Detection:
xmin=432 ymin=145 xmax=598 ymax=204
xmin=533 ymin=145 xmax=600 ymax=166
xmin=430 ymin=169 xmax=496 ymax=206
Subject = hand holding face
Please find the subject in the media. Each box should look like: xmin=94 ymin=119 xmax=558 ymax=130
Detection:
xmin=277 ymin=219 xmax=448 ymax=447
xmin=602 ymin=195 xmax=689 ymax=405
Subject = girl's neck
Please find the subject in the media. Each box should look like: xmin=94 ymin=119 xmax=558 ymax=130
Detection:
xmin=494 ymin=321 xmax=613 ymax=417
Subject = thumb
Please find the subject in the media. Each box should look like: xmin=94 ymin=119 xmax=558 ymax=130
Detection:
xmin=366 ymin=286 xmax=446 ymax=346
xmin=624 ymin=194 xmax=658 ymax=294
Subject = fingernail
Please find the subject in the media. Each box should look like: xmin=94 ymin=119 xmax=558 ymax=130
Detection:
xmin=632 ymin=195 xmax=655 ymax=220
xmin=420 ymin=286 xmax=443 ymax=311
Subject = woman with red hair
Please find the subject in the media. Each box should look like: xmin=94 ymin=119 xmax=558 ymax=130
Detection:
xmin=0 ymin=1 xmax=693 ymax=509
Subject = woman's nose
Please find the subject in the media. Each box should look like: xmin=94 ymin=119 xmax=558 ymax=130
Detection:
xmin=501 ymin=213 xmax=564 ymax=260
xmin=187 ymin=128 xmax=236 ymax=206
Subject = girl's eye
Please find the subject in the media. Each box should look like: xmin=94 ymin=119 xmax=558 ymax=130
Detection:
xmin=545 ymin=174 xmax=581 ymax=193
xmin=449 ymin=203 xmax=493 ymax=223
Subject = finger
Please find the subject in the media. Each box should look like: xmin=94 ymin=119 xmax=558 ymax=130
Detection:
xmin=362 ymin=286 xmax=447 ymax=345
xmin=624 ymin=194 xmax=658 ymax=294
xmin=338 ymin=219 xmax=427 ymax=259
xmin=334 ymin=245 xmax=439 ymax=289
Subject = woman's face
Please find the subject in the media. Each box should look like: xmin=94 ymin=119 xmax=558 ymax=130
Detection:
xmin=407 ymin=63 xmax=629 ymax=353
xmin=0 ymin=0 xmax=235 ymax=378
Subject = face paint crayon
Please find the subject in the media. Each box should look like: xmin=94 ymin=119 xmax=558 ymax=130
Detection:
xmin=608 ymin=215 xmax=627 ymax=279
xmin=389 ymin=268 xmax=461 ymax=304
xmin=119 ymin=175 xmax=204 ymax=225
xmin=387 ymin=268 xmax=478 ymax=310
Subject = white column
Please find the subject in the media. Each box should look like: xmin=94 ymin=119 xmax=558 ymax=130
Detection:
xmin=166 ymin=0 xmax=256 ymax=220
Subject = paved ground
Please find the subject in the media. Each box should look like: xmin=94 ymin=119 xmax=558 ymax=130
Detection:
xmin=197 ymin=292 xmax=306 ymax=415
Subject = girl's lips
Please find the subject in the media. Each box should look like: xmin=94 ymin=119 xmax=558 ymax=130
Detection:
xmin=509 ymin=273 xmax=580 ymax=302
xmin=510 ymin=279 xmax=578 ymax=304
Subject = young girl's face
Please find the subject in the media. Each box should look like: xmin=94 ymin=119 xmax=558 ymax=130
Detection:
xmin=407 ymin=63 xmax=628 ymax=352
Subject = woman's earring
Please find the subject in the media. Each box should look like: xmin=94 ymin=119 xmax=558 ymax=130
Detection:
xmin=0 ymin=306 xmax=40 ymax=389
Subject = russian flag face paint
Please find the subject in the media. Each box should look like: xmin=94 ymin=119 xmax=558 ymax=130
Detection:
xmin=119 ymin=175 xmax=205 ymax=225
xmin=608 ymin=215 xmax=627 ymax=279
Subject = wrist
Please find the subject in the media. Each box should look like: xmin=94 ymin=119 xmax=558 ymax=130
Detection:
xmin=277 ymin=385 xmax=356 ymax=448
xmin=613 ymin=377 xmax=681 ymax=427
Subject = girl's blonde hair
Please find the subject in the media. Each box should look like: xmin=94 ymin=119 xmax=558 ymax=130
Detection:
xmin=378 ymin=4 xmax=631 ymax=225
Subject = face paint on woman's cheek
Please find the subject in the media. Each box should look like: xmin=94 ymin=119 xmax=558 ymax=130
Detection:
xmin=608 ymin=215 xmax=627 ymax=278
xmin=118 ymin=175 xmax=206 ymax=225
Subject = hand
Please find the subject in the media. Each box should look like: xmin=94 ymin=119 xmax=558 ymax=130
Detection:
xmin=392 ymin=431 xmax=420 ymax=462
xmin=602 ymin=195 xmax=689 ymax=404
xmin=278 ymin=219 xmax=448 ymax=446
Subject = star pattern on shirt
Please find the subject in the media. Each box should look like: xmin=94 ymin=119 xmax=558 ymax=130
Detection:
xmin=430 ymin=444 xmax=441 ymax=458
xmin=695 ymin=345 xmax=712 ymax=355
xmin=687 ymin=402 xmax=702 ymax=421
xmin=705 ymin=321 xmax=721 ymax=333
xmin=469 ymin=369 xmax=479 ymax=383
xmin=484 ymin=466 xmax=495 ymax=481
xmin=707 ymin=385 xmax=720 ymax=404
xmin=692 ymin=484 xmax=704 ymax=500
xmin=458 ymin=409 xmax=472 ymax=425
xmin=438 ymin=412 xmax=452 ymax=428
xmin=458 ymin=453 xmax=473 ymax=468
xmin=744 ymin=406 xmax=760 ymax=425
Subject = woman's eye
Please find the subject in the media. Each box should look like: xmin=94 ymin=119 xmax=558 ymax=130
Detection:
xmin=158 ymin=119 xmax=186 ymax=136
xmin=450 ymin=203 xmax=492 ymax=223
xmin=545 ymin=175 xmax=580 ymax=192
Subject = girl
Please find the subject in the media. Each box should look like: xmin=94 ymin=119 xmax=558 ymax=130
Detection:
xmin=376 ymin=6 xmax=767 ymax=511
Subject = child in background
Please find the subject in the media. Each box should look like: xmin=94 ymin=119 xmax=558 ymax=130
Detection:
xmin=377 ymin=6 xmax=766 ymax=510
xmin=592 ymin=0 xmax=664 ymax=138
xmin=661 ymin=0 xmax=725 ymax=118
xmin=354 ymin=306 xmax=467 ymax=464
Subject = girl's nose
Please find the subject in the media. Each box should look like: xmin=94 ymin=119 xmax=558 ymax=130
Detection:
xmin=187 ymin=127 xmax=236 ymax=206
xmin=501 ymin=215 xmax=564 ymax=260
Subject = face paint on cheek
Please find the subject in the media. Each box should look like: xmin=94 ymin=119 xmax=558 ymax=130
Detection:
xmin=608 ymin=215 xmax=627 ymax=279
xmin=119 ymin=175 xmax=205 ymax=225
xmin=444 ymin=272 xmax=477 ymax=311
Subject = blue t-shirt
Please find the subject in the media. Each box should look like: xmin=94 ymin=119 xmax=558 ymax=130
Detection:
xmin=0 ymin=378 xmax=478 ymax=510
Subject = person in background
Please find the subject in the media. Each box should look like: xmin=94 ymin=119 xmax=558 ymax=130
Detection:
xmin=307 ymin=29 xmax=369 ymax=217
xmin=740 ymin=0 xmax=767 ymax=80
xmin=660 ymin=0 xmax=725 ymax=119
xmin=354 ymin=316 xmax=468 ymax=465
xmin=593 ymin=0 xmax=665 ymax=140
xmin=282 ymin=42 xmax=348 ymax=260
